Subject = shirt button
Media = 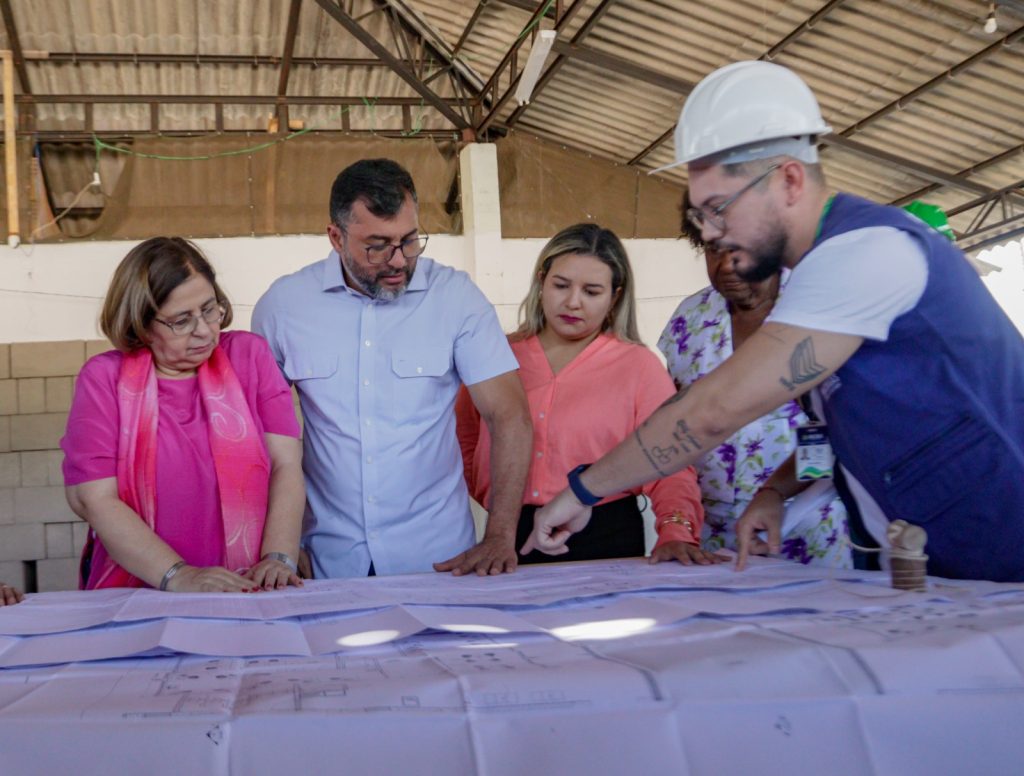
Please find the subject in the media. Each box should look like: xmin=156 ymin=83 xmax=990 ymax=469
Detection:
xmin=366 ymin=455 xmax=373 ymax=464
xmin=363 ymin=379 xmax=370 ymax=386
xmin=306 ymin=369 xmax=312 ymax=376
xmin=538 ymin=412 xmax=545 ymax=419
xmin=364 ymin=339 xmax=372 ymax=347
xmin=365 ymin=419 xmax=372 ymax=426
xmin=416 ymin=366 xmax=423 ymax=374
xmin=369 ymin=531 xmax=379 ymax=540
xmin=536 ymin=451 xmax=543 ymax=458
xmin=367 ymin=495 xmax=375 ymax=503
xmin=532 ymin=490 xmax=540 ymax=498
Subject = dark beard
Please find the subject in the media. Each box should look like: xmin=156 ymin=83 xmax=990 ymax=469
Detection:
xmin=733 ymin=229 xmax=786 ymax=283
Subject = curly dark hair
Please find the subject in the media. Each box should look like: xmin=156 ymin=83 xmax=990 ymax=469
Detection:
xmin=680 ymin=187 xmax=705 ymax=250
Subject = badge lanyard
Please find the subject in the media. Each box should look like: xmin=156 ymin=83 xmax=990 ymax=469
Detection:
xmin=796 ymin=194 xmax=838 ymax=482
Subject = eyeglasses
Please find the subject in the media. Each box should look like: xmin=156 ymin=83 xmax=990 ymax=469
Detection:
xmin=343 ymin=230 xmax=429 ymax=266
xmin=153 ymin=302 xmax=226 ymax=337
xmin=686 ymin=163 xmax=780 ymax=234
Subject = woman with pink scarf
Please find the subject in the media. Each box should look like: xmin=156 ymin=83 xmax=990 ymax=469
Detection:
xmin=61 ymin=238 xmax=304 ymax=593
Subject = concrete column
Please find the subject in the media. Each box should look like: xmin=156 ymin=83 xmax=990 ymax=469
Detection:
xmin=458 ymin=143 xmax=503 ymax=302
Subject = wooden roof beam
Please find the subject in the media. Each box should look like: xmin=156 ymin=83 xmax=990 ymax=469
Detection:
xmin=946 ymin=178 xmax=1024 ymax=217
xmin=959 ymin=214 xmax=1024 ymax=254
xmin=502 ymin=0 xmax=618 ymax=129
xmin=474 ymin=0 xmax=556 ymax=114
xmin=550 ymin=41 xmax=693 ymax=94
xmin=0 ymin=0 xmax=30 ymax=93
xmin=375 ymin=0 xmax=484 ymax=95
xmin=837 ymin=24 xmax=1024 ymax=139
xmin=492 ymin=0 xmax=556 ymax=18
xmin=626 ymin=0 xmax=849 ymax=167
xmin=453 ymin=0 xmax=489 ymax=56
xmin=760 ymin=0 xmax=850 ymax=61
xmin=821 ymin=135 xmax=996 ymax=197
xmin=20 ymin=94 xmax=466 ymax=106
xmin=277 ymin=0 xmax=303 ymax=96
xmin=313 ymin=0 xmax=469 ymax=129
xmin=891 ymin=141 xmax=1024 ymax=207
xmin=476 ymin=0 xmax=604 ymax=134
xmin=31 ymin=52 xmax=418 ymax=67
xmin=30 ymin=128 xmax=459 ymax=141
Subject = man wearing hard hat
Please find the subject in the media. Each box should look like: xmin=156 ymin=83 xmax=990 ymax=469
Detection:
xmin=521 ymin=61 xmax=1024 ymax=582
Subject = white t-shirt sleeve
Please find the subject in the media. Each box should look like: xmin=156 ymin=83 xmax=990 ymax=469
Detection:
xmin=767 ymin=226 xmax=927 ymax=341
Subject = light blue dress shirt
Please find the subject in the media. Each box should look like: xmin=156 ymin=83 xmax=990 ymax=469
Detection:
xmin=252 ymin=253 xmax=518 ymax=578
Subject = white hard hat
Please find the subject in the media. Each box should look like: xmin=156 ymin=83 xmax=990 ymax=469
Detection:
xmin=654 ymin=61 xmax=832 ymax=173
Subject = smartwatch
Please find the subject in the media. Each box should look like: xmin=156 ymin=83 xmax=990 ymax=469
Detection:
xmin=567 ymin=463 xmax=602 ymax=506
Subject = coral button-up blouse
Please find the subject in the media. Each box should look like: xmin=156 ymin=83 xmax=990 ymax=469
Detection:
xmin=456 ymin=334 xmax=703 ymax=546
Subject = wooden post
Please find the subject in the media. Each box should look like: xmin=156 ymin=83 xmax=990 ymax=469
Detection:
xmin=2 ymin=50 xmax=19 ymax=247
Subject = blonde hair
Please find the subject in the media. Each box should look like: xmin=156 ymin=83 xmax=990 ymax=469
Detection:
xmin=101 ymin=237 xmax=233 ymax=352
xmin=513 ymin=223 xmax=641 ymax=344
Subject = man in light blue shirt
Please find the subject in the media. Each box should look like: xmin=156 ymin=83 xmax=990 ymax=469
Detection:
xmin=253 ymin=158 xmax=532 ymax=578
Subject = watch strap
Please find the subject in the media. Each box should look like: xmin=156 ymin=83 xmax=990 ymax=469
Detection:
xmin=567 ymin=463 xmax=602 ymax=507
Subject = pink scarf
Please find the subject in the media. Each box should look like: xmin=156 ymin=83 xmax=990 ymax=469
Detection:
xmin=84 ymin=345 xmax=270 ymax=589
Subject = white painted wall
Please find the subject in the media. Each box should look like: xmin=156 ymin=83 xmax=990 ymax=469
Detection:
xmin=3 ymin=229 xmax=1018 ymax=556
xmin=0 ymin=234 xmax=710 ymax=349
xmin=3 ymin=233 xmax=1022 ymax=348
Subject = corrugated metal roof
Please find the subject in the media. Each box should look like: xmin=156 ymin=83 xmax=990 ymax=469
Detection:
xmin=2 ymin=0 xmax=1022 ymax=247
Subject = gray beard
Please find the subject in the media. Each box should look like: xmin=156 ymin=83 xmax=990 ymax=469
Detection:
xmin=369 ymin=283 xmax=408 ymax=302
xmin=341 ymin=253 xmax=414 ymax=301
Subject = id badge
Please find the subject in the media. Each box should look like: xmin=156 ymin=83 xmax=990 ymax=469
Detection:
xmin=795 ymin=423 xmax=834 ymax=481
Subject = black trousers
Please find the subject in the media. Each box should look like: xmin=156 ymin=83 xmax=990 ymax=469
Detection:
xmin=516 ymin=495 xmax=645 ymax=565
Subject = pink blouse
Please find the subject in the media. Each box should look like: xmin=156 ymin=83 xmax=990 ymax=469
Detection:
xmin=457 ymin=334 xmax=703 ymax=546
xmin=61 ymin=331 xmax=300 ymax=570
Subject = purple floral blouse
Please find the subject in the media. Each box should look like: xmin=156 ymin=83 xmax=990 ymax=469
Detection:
xmin=658 ymin=284 xmax=850 ymax=567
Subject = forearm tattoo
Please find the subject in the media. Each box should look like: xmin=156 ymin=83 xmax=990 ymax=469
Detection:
xmin=636 ymin=428 xmax=671 ymax=478
xmin=657 ymin=384 xmax=691 ymax=410
xmin=635 ymin=418 xmax=703 ymax=478
xmin=671 ymin=419 xmax=702 ymax=453
xmin=779 ymin=337 xmax=826 ymax=391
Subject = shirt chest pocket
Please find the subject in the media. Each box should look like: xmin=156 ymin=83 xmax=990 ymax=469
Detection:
xmin=282 ymin=354 xmax=339 ymax=383
xmin=389 ymin=347 xmax=453 ymax=423
xmin=281 ymin=355 xmax=339 ymax=421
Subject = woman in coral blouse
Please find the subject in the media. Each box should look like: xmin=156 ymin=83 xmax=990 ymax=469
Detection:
xmin=457 ymin=223 xmax=720 ymax=566
xmin=61 ymin=237 xmax=305 ymax=593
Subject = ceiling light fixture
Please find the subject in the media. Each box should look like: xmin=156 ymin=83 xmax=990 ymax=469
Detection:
xmin=984 ymin=3 xmax=998 ymax=33
xmin=514 ymin=30 xmax=557 ymax=106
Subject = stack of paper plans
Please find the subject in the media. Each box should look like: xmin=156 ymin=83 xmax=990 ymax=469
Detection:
xmin=1 ymin=557 xmax=1022 ymax=669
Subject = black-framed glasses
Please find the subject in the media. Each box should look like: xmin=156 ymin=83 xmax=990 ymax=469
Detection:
xmin=345 ymin=231 xmax=429 ymax=266
xmin=154 ymin=302 xmax=226 ymax=336
xmin=686 ymin=163 xmax=780 ymax=233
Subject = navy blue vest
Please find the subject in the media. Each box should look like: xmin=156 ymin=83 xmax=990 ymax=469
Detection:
xmin=812 ymin=194 xmax=1024 ymax=581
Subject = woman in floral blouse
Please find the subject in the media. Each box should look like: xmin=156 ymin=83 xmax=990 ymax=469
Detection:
xmin=658 ymin=194 xmax=850 ymax=567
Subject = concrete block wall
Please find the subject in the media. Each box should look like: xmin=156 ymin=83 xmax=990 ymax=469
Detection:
xmin=0 ymin=337 xmax=300 ymax=594
xmin=0 ymin=339 xmax=103 ymax=593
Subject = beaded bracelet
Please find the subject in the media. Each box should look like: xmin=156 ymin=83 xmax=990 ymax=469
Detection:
xmin=262 ymin=552 xmax=298 ymax=573
xmin=159 ymin=560 xmax=186 ymax=592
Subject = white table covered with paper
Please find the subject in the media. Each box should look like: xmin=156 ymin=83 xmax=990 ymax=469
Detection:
xmin=0 ymin=557 xmax=1022 ymax=775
